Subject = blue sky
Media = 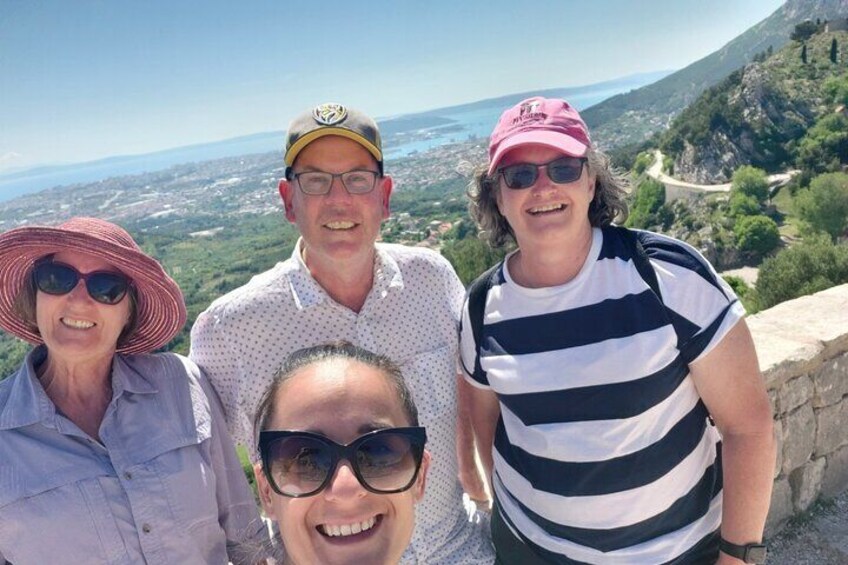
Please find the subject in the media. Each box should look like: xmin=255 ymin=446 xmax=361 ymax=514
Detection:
xmin=0 ymin=0 xmax=785 ymax=173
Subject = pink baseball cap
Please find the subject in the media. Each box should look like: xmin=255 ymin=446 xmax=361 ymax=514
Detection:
xmin=487 ymin=97 xmax=591 ymax=175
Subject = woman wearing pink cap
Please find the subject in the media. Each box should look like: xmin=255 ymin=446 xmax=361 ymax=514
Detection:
xmin=459 ymin=97 xmax=774 ymax=564
xmin=0 ymin=217 xmax=265 ymax=564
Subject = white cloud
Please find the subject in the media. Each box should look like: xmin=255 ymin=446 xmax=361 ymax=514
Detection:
xmin=0 ymin=152 xmax=23 ymax=163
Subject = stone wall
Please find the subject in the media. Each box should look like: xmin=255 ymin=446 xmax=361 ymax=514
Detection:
xmin=746 ymin=283 xmax=848 ymax=535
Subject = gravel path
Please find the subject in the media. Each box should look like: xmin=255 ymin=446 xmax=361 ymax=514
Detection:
xmin=767 ymin=488 xmax=848 ymax=564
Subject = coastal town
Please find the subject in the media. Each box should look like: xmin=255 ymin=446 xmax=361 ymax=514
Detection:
xmin=0 ymin=138 xmax=487 ymax=253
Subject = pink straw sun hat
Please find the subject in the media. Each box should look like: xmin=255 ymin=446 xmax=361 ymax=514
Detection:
xmin=0 ymin=217 xmax=187 ymax=355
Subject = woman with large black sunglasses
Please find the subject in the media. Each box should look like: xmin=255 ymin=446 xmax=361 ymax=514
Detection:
xmin=253 ymin=341 xmax=431 ymax=565
xmin=0 ymin=217 xmax=266 ymax=564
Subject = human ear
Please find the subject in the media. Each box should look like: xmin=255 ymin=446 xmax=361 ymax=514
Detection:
xmin=413 ymin=450 xmax=431 ymax=503
xmin=279 ymin=179 xmax=297 ymax=223
xmin=380 ymin=175 xmax=394 ymax=219
xmin=254 ymin=462 xmax=278 ymax=520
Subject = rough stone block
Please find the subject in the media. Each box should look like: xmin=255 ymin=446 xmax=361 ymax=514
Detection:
xmin=749 ymin=285 xmax=848 ymax=389
xmin=807 ymin=285 xmax=848 ymax=359
xmin=814 ymin=401 xmax=848 ymax=456
xmin=765 ymin=478 xmax=793 ymax=537
xmin=780 ymin=375 xmax=813 ymax=414
xmin=789 ymin=457 xmax=826 ymax=512
xmin=768 ymin=388 xmax=780 ymax=416
xmin=756 ymin=288 xmax=848 ymax=353
xmin=822 ymin=445 xmax=848 ymax=498
xmin=812 ymin=352 xmax=848 ymax=408
xmin=781 ymin=403 xmax=816 ymax=475
xmin=750 ymin=323 xmax=821 ymax=390
xmin=773 ymin=418 xmax=783 ymax=479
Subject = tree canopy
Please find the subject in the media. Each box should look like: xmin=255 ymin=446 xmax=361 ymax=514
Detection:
xmin=791 ymin=20 xmax=820 ymax=42
xmin=755 ymin=237 xmax=848 ymax=310
xmin=795 ymin=172 xmax=848 ymax=241
xmin=625 ymin=178 xmax=666 ymax=229
xmin=731 ymin=166 xmax=770 ymax=204
xmin=734 ymin=215 xmax=781 ymax=260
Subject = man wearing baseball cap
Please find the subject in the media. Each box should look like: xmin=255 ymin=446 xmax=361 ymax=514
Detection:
xmin=191 ymin=103 xmax=495 ymax=563
xmin=460 ymin=97 xmax=775 ymax=564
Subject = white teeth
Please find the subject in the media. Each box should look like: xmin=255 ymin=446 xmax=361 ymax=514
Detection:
xmin=530 ymin=203 xmax=564 ymax=214
xmin=61 ymin=318 xmax=95 ymax=329
xmin=321 ymin=516 xmax=377 ymax=537
xmin=326 ymin=221 xmax=355 ymax=230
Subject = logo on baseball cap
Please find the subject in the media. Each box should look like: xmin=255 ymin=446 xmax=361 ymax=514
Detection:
xmin=285 ymin=103 xmax=383 ymax=176
xmin=487 ymin=97 xmax=591 ymax=175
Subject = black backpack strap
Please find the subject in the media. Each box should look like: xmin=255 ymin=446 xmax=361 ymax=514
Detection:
xmin=617 ymin=226 xmax=662 ymax=302
xmin=466 ymin=262 xmax=501 ymax=380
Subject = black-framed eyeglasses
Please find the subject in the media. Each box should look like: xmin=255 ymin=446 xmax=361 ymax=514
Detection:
xmin=258 ymin=427 xmax=427 ymax=498
xmin=292 ymin=169 xmax=379 ymax=195
xmin=32 ymin=261 xmax=131 ymax=305
xmin=498 ymin=157 xmax=587 ymax=189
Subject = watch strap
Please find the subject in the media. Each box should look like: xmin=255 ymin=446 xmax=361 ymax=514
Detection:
xmin=719 ymin=537 xmax=767 ymax=564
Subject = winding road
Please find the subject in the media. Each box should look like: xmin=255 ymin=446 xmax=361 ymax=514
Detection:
xmin=645 ymin=150 xmax=795 ymax=201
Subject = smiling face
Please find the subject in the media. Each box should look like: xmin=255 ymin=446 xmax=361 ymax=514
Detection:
xmin=278 ymin=135 xmax=392 ymax=273
xmin=35 ymin=250 xmax=131 ymax=367
xmin=256 ymin=358 xmax=428 ymax=565
xmin=495 ymin=144 xmax=596 ymax=252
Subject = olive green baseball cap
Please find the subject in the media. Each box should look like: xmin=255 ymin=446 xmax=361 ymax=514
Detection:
xmin=284 ymin=103 xmax=383 ymax=176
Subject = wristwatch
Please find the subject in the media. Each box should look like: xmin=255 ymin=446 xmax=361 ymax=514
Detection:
xmin=719 ymin=537 xmax=767 ymax=564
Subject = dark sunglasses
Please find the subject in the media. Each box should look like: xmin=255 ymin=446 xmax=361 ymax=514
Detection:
xmin=498 ymin=156 xmax=588 ymax=189
xmin=32 ymin=261 xmax=131 ymax=305
xmin=258 ymin=427 xmax=427 ymax=498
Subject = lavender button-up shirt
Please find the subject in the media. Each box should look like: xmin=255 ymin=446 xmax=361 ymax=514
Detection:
xmin=0 ymin=347 xmax=266 ymax=565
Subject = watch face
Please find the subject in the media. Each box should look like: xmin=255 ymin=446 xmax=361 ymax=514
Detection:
xmin=746 ymin=546 xmax=767 ymax=563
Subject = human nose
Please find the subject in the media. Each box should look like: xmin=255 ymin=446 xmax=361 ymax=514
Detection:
xmin=66 ymin=277 xmax=92 ymax=301
xmin=531 ymin=165 xmax=557 ymax=191
xmin=323 ymin=460 xmax=367 ymax=500
xmin=325 ymin=174 xmax=354 ymax=201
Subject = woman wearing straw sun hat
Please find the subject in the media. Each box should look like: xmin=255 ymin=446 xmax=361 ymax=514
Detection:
xmin=0 ymin=217 xmax=266 ymax=564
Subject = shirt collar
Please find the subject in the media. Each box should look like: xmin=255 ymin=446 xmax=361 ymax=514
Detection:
xmin=112 ymin=354 xmax=159 ymax=396
xmin=0 ymin=348 xmax=157 ymax=431
xmin=0 ymin=347 xmax=53 ymax=430
xmin=287 ymin=239 xmax=405 ymax=309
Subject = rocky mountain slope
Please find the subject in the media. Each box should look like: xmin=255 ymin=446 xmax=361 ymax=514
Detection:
xmin=661 ymin=28 xmax=848 ymax=182
xmin=582 ymin=0 xmax=848 ymax=148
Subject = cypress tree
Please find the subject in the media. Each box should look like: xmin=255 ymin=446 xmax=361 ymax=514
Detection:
xmin=831 ymin=38 xmax=838 ymax=63
xmin=802 ymin=43 xmax=808 ymax=64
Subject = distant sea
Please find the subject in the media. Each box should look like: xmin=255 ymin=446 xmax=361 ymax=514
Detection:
xmin=0 ymin=71 xmax=671 ymax=204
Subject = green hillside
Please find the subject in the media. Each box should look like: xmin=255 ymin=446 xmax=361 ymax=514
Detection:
xmin=660 ymin=28 xmax=848 ymax=182
xmin=583 ymin=0 xmax=848 ymax=148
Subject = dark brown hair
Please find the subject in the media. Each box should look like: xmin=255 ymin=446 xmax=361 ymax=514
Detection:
xmin=253 ymin=341 xmax=419 ymax=442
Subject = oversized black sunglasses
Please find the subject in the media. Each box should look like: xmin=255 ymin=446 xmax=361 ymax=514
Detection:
xmin=33 ymin=261 xmax=131 ymax=305
xmin=258 ymin=427 xmax=427 ymax=498
xmin=498 ymin=156 xmax=588 ymax=189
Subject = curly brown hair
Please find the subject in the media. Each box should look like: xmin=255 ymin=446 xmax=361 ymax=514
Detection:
xmin=467 ymin=146 xmax=630 ymax=249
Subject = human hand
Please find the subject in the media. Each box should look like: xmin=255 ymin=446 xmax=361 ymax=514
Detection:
xmin=459 ymin=468 xmax=491 ymax=512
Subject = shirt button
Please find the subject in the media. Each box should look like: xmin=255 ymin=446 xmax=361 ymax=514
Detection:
xmin=124 ymin=471 xmax=133 ymax=480
xmin=142 ymin=523 xmax=152 ymax=534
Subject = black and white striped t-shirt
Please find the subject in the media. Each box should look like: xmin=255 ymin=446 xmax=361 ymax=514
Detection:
xmin=460 ymin=226 xmax=745 ymax=564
